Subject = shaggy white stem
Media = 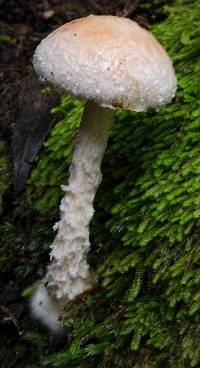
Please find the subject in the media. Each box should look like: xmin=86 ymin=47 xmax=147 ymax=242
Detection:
xmin=31 ymin=101 xmax=114 ymax=331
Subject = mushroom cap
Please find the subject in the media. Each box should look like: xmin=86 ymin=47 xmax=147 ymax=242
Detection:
xmin=33 ymin=15 xmax=176 ymax=112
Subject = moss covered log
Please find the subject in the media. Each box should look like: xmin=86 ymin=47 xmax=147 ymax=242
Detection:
xmin=1 ymin=0 xmax=200 ymax=367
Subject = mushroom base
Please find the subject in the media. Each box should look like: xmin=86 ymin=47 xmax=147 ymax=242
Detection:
xmin=31 ymin=283 xmax=65 ymax=333
xmin=31 ymin=101 xmax=114 ymax=331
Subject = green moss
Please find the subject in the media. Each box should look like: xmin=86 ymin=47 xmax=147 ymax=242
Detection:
xmin=27 ymin=95 xmax=84 ymax=213
xmin=26 ymin=0 xmax=200 ymax=366
xmin=0 ymin=34 xmax=16 ymax=44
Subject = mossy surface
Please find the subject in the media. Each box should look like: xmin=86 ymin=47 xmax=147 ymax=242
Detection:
xmin=27 ymin=96 xmax=83 ymax=213
xmin=3 ymin=0 xmax=200 ymax=367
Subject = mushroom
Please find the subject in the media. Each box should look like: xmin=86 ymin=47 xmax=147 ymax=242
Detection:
xmin=31 ymin=15 xmax=176 ymax=332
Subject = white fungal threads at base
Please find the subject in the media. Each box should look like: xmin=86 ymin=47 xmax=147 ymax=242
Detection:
xmin=31 ymin=284 xmax=64 ymax=333
xmin=31 ymin=101 xmax=114 ymax=330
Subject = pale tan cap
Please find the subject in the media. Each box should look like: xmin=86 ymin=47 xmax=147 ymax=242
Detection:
xmin=33 ymin=15 xmax=176 ymax=112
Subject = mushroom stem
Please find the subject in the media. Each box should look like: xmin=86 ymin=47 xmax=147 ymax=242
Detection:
xmin=31 ymin=101 xmax=114 ymax=331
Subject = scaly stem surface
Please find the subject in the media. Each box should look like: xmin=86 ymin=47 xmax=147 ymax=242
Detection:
xmin=45 ymin=101 xmax=114 ymax=302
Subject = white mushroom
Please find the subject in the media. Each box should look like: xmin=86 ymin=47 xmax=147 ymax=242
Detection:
xmin=31 ymin=15 xmax=177 ymax=332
